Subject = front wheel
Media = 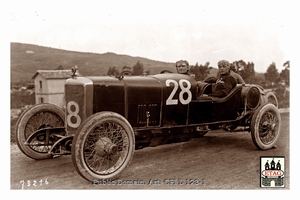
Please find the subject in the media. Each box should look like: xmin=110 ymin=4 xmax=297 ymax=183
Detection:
xmin=250 ymin=104 xmax=281 ymax=150
xmin=71 ymin=112 xmax=135 ymax=181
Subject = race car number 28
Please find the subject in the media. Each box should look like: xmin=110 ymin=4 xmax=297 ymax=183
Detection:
xmin=166 ymin=79 xmax=192 ymax=105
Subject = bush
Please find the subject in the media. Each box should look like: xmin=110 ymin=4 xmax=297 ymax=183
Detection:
xmin=274 ymin=87 xmax=290 ymax=108
xmin=11 ymin=89 xmax=35 ymax=143
xmin=10 ymin=117 xmax=18 ymax=143
xmin=11 ymin=89 xmax=35 ymax=108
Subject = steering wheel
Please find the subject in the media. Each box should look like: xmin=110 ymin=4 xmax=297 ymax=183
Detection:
xmin=205 ymin=77 xmax=217 ymax=83
xmin=160 ymin=70 xmax=174 ymax=74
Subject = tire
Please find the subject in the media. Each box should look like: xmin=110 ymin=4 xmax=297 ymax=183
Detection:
xmin=15 ymin=103 xmax=65 ymax=159
xmin=265 ymin=91 xmax=278 ymax=107
xmin=250 ymin=103 xmax=281 ymax=150
xmin=71 ymin=112 xmax=135 ymax=182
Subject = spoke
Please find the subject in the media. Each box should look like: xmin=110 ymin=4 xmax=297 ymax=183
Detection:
xmin=89 ymin=155 xmax=102 ymax=169
xmin=95 ymin=157 xmax=106 ymax=172
xmin=23 ymin=111 xmax=64 ymax=153
xmin=84 ymin=121 xmax=129 ymax=175
xmin=259 ymin=110 xmax=278 ymax=145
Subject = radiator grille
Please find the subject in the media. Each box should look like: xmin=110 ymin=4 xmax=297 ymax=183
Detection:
xmin=65 ymin=84 xmax=84 ymax=131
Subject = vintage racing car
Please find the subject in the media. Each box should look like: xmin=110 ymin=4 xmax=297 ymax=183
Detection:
xmin=15 ymin=67 xmax=281 ymax=182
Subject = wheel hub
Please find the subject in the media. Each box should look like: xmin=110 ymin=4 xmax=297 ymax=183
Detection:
xmin=262 ymin=121 xmax=276 ymax=130
xmin=271 ymin=123 xmax=276 ymax=130
xmin=37 ymin=134 xmax=46 ymax=141
xmin=94 ymin=137 xmax=118 ymax=157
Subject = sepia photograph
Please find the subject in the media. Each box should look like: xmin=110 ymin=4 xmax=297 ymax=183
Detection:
xmin=5 ymin=0 xmax=298 ymax=197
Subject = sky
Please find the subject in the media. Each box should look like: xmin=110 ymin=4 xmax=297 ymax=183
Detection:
xmin=3 ymin=0 xmax=300 ymax=194
xmin=6 ymin=0 xmax=297 ymax=73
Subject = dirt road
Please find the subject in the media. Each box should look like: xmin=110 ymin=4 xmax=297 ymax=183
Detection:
xmin=10 ymin=113 xmax=289 ymax=190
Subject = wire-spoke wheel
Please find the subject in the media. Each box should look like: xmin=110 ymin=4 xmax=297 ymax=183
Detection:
xmin=15 ymin=104 xmax=65 ymax=159
xmin=265 ymin=91 xmax=278 ymax=107
xmin=250 ymin=103 xmax=281 ymax=150
xmin=72 ymin=112 xmax=135 ymax=181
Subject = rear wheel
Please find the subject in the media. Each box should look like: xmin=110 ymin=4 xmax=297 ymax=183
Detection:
xmin=72 ymin=112 xmax=135 ymax=181
xmin=265 ymin=91 xmax=278 ymax=107
xmin=250 ymin=104 xmax=281 ymax=150
xmin=15 ymin=104 xmax=65 ymax=159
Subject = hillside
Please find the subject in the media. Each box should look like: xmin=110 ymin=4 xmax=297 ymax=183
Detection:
xmin=12 ymin=43 xmax=269 ymax=84
xmin=10 ymin=43 xmax=180 ymax=83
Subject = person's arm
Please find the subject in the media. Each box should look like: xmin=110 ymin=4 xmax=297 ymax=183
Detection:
xmin=223 ymin=76 xmax=236 ymax=94
xmin=237 ymin=74 xmax=245 ymax=84
xmin=210 ymin=76 xmax=236 ymax=97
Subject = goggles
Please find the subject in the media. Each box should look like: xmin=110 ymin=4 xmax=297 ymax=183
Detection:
xmin=218 ymin=64 xmax=229 ymax=68
xmin=176 ymin=64 xmax=188 ymax=68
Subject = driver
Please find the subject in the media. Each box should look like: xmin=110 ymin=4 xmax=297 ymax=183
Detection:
xmin=175 ymin=60 xmax=190 ymax=75
xmin=210 ymin=60 xmax=237 ymax=97
xmin=216 ymin=63 xmax=245 ymax=84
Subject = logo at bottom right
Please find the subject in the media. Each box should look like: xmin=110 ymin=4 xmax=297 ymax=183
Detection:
xmin=260 ymin=156 xmax=285 ymax=188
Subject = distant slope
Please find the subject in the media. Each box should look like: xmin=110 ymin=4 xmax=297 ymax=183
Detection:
xmin=10 ymin=43 xmax=176 ymax=83
xmin=11 ymin=42 xmax=262 ymax=84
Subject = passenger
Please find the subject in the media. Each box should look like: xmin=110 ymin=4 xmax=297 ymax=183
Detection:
xmin=175 ymin=60 xmax=190 ymax=75
xmin=210 ymin=60 xmax=237 ymax=97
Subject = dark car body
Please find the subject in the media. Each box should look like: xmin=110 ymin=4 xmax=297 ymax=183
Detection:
xmin=64 ymin=73 xmax=259 ymax=149
xmin=16 ymin=70 xmax=281 ymax=181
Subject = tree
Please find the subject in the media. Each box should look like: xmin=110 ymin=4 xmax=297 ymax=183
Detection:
xmin=131 ymin=61 xmax=144 ymax=75
xmin=280 ymin=61 xmax=290 ymax=86
xmin=189 ymin=63 xmax=200 ymax=80
xmin=236 ymin=60 xmax=255 ymax=83
xmin=264 ymin=62 xmax=279 ymax=86
xmin=189 ymin=62 xmax=212 ymax=81
xmin=107 ymin=66 xmax=120 ymax=76
xmin=244 ymin=62 xmax=255 ymax=83
xmin=283 ymin=60 xmax=290 ymax=69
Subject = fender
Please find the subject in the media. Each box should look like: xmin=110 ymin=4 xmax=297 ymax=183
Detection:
xmin=25 ymin=127 xmax=66 ymax=146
